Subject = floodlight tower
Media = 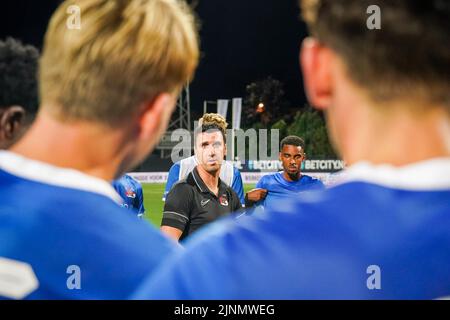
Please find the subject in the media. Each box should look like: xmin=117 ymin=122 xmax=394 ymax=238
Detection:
xmin=157 ymin=84 xmax=192 ymax=159
xmin=168 ymin=84 xmax=191 ymax=131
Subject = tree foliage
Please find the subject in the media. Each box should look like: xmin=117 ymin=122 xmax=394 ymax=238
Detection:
xmin=287 ymin=110 xmax=336 ymax=158
xmin=242 ymin=77 xmax=337 ymax=159
xmin=243 ymin=76 xmax=289 ymax=127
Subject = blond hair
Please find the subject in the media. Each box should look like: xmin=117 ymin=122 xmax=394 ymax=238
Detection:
xmin=198 ymin=113 xmax=228 ymax=131
xmin=195 ymin=113 xmax=228 ymax=142
xmin=39 ymin=0 xmax=200 ymax=125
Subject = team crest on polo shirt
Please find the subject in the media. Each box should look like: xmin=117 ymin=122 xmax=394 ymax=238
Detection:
xmin=125 ymin=189 xmax=136 ymax=198
xmin=219 ymin=195 xmax=229 ymax=206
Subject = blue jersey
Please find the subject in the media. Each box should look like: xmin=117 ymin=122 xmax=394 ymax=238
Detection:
xmin=256 ymin=172 xmax=324 ymax=208
xmin=0 ymin=151 xmax=177 ymax=300
xmin=134 ymin=159 xmax=450 ymax=299
xmin=113 ymin=174 xmax=145 ymax=217
xmin=164 ymin=156 xmax=245 ymax=205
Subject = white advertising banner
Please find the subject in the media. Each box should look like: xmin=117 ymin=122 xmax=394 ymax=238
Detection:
xmin=128 ymin=171 xmax=343 ymax=187
xmin=128 ymin=172 xmax=169 ymax=184
xmin=231 ymin=97 xmax=242 ymax=130
xmin=217 ymin=99 xmax=229 ymax=119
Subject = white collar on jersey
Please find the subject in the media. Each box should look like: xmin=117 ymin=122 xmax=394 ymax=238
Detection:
xmin=0 ymin=150 xmax=122 ymax=203
xmin=338 ymin=157 xmax=450 ymax=190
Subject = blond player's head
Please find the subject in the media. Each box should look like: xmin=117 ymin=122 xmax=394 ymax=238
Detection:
xmin=39 ymin=0 xmax=199 ymax=171
xmin=195 ymin=113 xmax=228 ymax=174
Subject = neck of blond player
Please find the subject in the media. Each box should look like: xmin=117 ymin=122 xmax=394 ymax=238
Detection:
xmin=9 ymin=110 xmax=133 ymax=181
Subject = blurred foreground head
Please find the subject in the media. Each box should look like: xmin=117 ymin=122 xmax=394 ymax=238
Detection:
xmin=38 ymin=0 xmax=199 ymax=173
xmin=300 ymin=0 xmax=450 ymax=164
xmin=0 ymin=38 xmax=39 ymax=149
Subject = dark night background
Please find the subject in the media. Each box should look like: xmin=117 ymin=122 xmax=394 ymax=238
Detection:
xmin=0 ymin=0 xmax=309 ymax=119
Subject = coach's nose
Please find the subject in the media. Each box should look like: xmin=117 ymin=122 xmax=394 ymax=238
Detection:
xmin=208 ymin=145 xmax=216 ymax=157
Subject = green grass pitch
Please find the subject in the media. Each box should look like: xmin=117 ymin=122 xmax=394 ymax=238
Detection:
xmin=142 ymin=183 xmax=256 ymax=227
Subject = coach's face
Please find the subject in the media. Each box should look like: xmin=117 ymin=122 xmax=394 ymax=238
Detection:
xmin=280 ymin=144 xmax=304 ymax=176
xmin=195 ymin=130 xmax=226 ymax=174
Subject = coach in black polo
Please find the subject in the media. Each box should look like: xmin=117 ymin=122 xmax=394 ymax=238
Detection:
xmin=161 ymin=116 xmax=242 ymax=242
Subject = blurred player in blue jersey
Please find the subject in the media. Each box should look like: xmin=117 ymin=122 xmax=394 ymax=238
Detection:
xmin=245 ymin=135 xmax=324 ymax=209
xmin=134 ymin=0 xmax=450 ymax=299
xmin=164 ymin=113 xmax=245 ymax=205
xmin=0 ymin=38 xmax=39 ymax=150
xmin=0 ymin=0 xmax=199 ymax=299
xmin=113 ymin=174 xmax=145 ymax=218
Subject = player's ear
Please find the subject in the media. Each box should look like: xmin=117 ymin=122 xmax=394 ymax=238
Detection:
xmin=300 ymin=37 xmax=333 ymax=110
xmin=0 ymin=105 xmax=25 ymax=141
xmin=138 ymin=93 xmax=176 ymax=141
xmin=222 ymin=140 xmax=227 ymax=160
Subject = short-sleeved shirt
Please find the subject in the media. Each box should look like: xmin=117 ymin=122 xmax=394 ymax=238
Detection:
xmin=254 ymin=172 xmax=325 ymax=209
xmin=162 ymin=167 xmax=242 ymax=241
xmin=113 ymin=174 xmax=145 ymax=218
xmin=134 ymin=158 xmax=450 ymax=299
xmin=163 ymin=156 xmax=245 ymax=205
xmin=0 ymin=151 xmax=177 ymax=300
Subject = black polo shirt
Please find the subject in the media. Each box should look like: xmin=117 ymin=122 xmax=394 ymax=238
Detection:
xmin=162 ymin=167 xmax=242 ymax=241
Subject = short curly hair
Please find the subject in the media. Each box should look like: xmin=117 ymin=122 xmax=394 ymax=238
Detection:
xmin=197 ymin=113 xmax=228 ymax=143
xmin=199 ymin=113 xmax=228 ymax=130
xmin=280 ymin=135 xmax=305 ymax=152
xmin=0 ymin=38 xmax=39 ymax=114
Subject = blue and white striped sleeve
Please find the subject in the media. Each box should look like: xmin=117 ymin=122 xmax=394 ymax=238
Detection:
xmin=231 ymin=167 xmax=245 ymax=205
xmin=163 ymin=162 xmax=181 ymax=201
